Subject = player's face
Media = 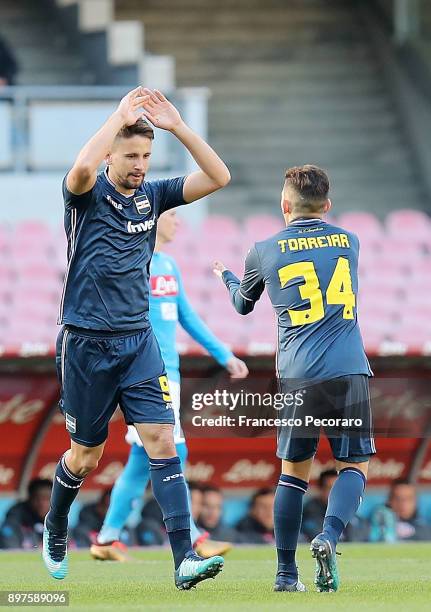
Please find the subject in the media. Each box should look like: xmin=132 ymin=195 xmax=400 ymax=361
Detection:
xmin=199 ymin=491 xmax=223 ymax=529
xmin=30 ymin=486 xmax=52 ymax=520
xmin=157 ymin=210 xmax=180 ymax=243
xmin=108 ymin=135 xmax=152 ymax=191
xmin=251 ymin=494 xmax=274 ymax=530
xmin=190 ymin=489 xmax=203 ymax=520
xmin=390 ymin=484 xmax=417 ymax=520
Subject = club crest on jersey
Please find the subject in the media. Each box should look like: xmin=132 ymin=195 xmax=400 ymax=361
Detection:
xmin=134 ymin=194 xmax=151 ymax=215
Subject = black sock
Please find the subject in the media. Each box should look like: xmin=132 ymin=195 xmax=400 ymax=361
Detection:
xmin=46 ymin=453 xmax=84 ymax=533
xmin=149 ymin=456 xmax=192 ymax=569
xmin=274 ymin=474 xmax=308 ymax=583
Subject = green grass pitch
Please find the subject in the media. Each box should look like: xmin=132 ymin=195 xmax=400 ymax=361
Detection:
xmin=1 ymin=544 xmax=430 ymax=611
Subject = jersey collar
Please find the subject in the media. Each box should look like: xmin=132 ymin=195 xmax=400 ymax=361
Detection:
xmin=102 ymin=168 xmax=137 ymax=206
xmin=289 ymin=217 xmax=326 ymax=225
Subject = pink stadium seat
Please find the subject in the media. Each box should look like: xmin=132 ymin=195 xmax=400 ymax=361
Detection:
xmin=337 ymin=212 xmax=384 ymax=240
xmin=201 ymin=215 xmax=239 ymax=237
xmin=410 ymin=258 xmax=431 ymax=282
xmin=385 ymin=209 xmax=431 ymax=238
xmin=379 ymin=237 xmax=426 ymax=266
xmin=14 ymin=221 xmax=54 ymax=242
xmin=391 ymin=320 xmax=431 ymax=347
xmin=361 ymin=268 xmax=405 ymax=292
xmin=244 ymin=214 xmax=284 ymax=242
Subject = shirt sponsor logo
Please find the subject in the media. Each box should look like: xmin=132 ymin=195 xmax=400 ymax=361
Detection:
xmin=151 ymin=275 xmax=179 ymax=296
xmin=106 ymin=194 xmax=123 ymax=210
xmin=127 ymin=217 xmax=156 ymax=233
xmin=134 ymin=195 xmax=151 ymax=215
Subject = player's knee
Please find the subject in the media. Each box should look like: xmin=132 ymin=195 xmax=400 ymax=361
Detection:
xmin=68 ymin=449 xmax=101 ymax=476
xmin=136 ymin=424 xmax=176 ymax=457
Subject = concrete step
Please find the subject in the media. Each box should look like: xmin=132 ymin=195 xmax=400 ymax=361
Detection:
xmin=209 ymin=78 xmax=385 ymax=98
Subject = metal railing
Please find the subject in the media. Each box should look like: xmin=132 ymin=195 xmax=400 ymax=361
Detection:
xmin=0 ymin=86 xmax=210 ymax=174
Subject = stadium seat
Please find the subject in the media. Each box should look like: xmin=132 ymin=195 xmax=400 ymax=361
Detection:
xmin=391 ymin=319 xmax=431 ymax=347
xmin=379 ymin=237 xmax=426 ymax=268
xmin=201 ymin=215 xmax=240 ymax=237
xmin=244 ymin=214 xmax=284 ymax=243
xmin=385 ymin=209 xmax=431 ymax=239
xmin=336 ymin=212 xmax=384 ymax=247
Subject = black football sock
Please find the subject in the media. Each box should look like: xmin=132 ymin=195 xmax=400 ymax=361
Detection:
xmin=149 ymin=456 xmax=192 ymax=569
xmin=323 ymin=467 xmax=366 ymax=550
xmin=46 ymin=453 xmax=84 ymax=533
xmin=274 ymin=474 xmax=308 ymax=584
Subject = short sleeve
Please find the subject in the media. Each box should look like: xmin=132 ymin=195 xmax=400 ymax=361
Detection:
xmin=151 ymin=176 xmax=187 ymax=215
xmin=62 ymin=174 xmax=96 ymax=209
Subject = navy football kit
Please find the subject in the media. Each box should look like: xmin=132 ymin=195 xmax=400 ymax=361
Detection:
xmin=56 ymin=169 xmax=186 ymax=446
xmin=222 ymin=218 xmax=376 ymax=463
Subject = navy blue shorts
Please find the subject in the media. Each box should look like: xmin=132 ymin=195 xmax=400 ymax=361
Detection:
xmin=277 ymin=375 xmax=376 ymax=463
xmin=55 ymin=325 xmax=175 ymax=447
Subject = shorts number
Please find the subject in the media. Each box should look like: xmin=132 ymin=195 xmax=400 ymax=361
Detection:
xmin=278 ymin=256 xmax=355 ymax=324
xmin=158 ymin=375 xmax=172 ymax=402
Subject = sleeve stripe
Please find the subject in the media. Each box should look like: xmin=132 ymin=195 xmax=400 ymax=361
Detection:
xmin=239 ymin=289 xmax=254 ymax=302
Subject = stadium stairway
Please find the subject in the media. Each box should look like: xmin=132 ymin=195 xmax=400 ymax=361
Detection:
xmin=0 ymin=0 xmax=95 ymax=84
xmin=116 ymin=0 xmax=426 ymax=216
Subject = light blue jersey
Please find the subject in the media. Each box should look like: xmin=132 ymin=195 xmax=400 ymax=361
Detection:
xmin=149 ymin=251 xmax=233 ymax=383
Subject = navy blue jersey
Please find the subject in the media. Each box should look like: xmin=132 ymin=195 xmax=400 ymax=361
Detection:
xmin=223 ymin=218 xmax=372 ymax=384
xmin=58 ymin=169 xmax=186 ymax=331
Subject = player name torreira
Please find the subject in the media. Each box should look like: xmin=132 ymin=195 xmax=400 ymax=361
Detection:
xmin=191 ymin=416 xmax=363 ymax=427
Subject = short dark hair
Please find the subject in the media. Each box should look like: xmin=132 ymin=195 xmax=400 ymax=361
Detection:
xmin=188 ymin=481 xmax=204 ymax=493
xmin=388 ymin=478 xmax=415 ymax=501
xmin=390 ymin=478 xmax=413 ymax=491
xmin=27 ymin=478 xmax=52 ymax=498
xmin=116 ymin=119 xmax=154 ymax=141
xmin=284 ymin=164 xmax=330 ymax=213
xmin=318 ymin=469 xmax=338 ymax=489
xmin=201 ymin=484 xmax=222 ymax=496
xmin=250 ymin=487 xmax=274 ymax=508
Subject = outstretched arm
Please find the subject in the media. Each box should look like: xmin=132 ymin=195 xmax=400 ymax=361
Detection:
xmin=67 ymin=87 xmax=147 ymax=195
xmin=214 ymin=246 xmax=265 ymax=315
xmin=141 ymin=89 xmax=231 ymax=203
xmin=176 ymin=265 xmax=248 ymax=378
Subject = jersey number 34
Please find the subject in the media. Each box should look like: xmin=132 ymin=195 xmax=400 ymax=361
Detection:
xmin=278 ymin=256 xmax=355 ymax=325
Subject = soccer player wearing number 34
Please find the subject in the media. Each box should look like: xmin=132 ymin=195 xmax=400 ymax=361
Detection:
xmin=42 ymin=86 xmax=231 ymax=590
xmin=214 ymin=165 xmax=375 ymax=593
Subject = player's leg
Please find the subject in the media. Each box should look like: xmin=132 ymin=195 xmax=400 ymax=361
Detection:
xmin=310 ymin=459 xmax=368 ymax=593
xmin=311 ymin=375 xmax=375 ymax=591
xmin=43 ymin=328 xmax=120 ymax=579
xmin=320 ymin=458 xmax=368 ymax=551
xmin=175 ymin=441 xmax=232 ymax=558
xmin=121 ymin=329 xmax=223 ymax=589
xmin=272 ymin=456 xmax=313 ymax=592
xmin=43 ymin=441 xmax=105 ymax=579
xmin=135 ymin=421 xmax=224 ymax=588
xmin=175 ymin=441 xmax=201 ymax=544
xmin=273 ymin=384 xmax=320 ymax=593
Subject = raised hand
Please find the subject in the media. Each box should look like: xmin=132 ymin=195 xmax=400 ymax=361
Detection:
xmin=213 ymin=261 xmax=227 ymax=278
xmin=141 ymin=88 xmax=183 ymax=131
xmin=117 ymin=87 xmax=147 ymax=126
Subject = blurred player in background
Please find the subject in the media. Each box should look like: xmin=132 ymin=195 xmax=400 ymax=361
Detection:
xmin=214 ymin=165 xmax=374 ymax=593
xmin=90 ymin=209 xmax=248 ymax=561
xmin=43 ymin=86 xmax=231 ymax=590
